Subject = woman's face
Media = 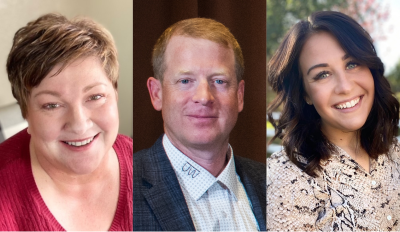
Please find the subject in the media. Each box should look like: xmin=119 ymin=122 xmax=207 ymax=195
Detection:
xmin=26 ymin=56 xmax=119 ymax=175
xmin=300 ymin=32 xmax=374 ymax=137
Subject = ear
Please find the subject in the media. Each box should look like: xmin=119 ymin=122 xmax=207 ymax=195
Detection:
xmin=114 ymin=89 xmax=119 ymax=101
xmin=25 ymin=116 xmax=31 ymax=134
xmin=304 ymin=95 xmax=313 ymax=105
xmin=147 ymin=77 xmax=163 ymax=111
xmin=237 ymin=80 xmax=245 ymax=112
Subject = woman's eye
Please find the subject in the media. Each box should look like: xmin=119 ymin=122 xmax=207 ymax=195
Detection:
xmin=314 ymin=71 xmax=330 ymax=80
xmin=346 ymin=62 xmax=358 ymax=70
xmin=215 ymin=80 xmax=224 ymax=84
xmin=89 ymin=94 xmax=103 ymax=101
xmin=180 ymin=79 xmax=190 ymax=84
xmin=43 ymin=103 xmax=60 ymax=110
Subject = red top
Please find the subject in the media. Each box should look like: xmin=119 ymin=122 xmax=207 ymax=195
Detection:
xmin=0 ymin=129 xmax=133 ymax=231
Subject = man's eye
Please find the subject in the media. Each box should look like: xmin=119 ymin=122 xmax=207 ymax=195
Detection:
xmin=215 ymin=80 xmax=224 ymax=84
xmin=43 ymin=103 xmax=60 ymax=110
xmin=180 ymin=79 xmax=190 ymax=84
xmin=89 ymin=94 xmax=103 ymax=101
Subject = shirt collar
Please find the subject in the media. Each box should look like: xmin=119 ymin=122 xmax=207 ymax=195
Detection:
xmin=162 ymin=134 xmax=239 ymax=201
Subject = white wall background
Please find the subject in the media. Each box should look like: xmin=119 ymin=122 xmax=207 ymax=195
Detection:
xmin=0 ymin=0 xmax=133 ymax=137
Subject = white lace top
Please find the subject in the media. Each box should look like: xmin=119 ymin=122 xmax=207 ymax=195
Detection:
xmin=267 ymin=144 xmax=400 ymax=231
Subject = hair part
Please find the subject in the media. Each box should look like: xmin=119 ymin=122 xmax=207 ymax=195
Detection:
xmin=267 ymin=11 xmax=399 ymax=177
xmin=7 ymin=13 xmax=119 ymax=118
xmin=152 ymin=18 xmax=244 ymax=82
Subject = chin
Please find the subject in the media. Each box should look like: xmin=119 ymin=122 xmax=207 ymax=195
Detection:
xmin=186 ymin=132 xmax=226 ymax=147
xmin=339 ymin=121 xmax=367 ymax=133
xmin=65 ymin=154 xmax=104 ymax=175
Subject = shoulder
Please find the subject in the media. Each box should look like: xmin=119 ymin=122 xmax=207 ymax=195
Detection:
xmin=267 ymin=151 xmax=320 ymax=231
xmin=133 ymin=135 xmax=172 ymax=177
xmin=267 ymin=150 xmax=313 ymax=190
xmin=133 ymin=135 xmax=164 ymax=161
xmin=113 ymin=134 xmax=133 ymax=164
xmin=113 ymin=134 xmax=133 ymax=153
xmin=389 ymin=140 xmax=400 ymax=163
xmin=234 ymin=155 xmax=266 ymax=185
xmin=234 ymin=155 xmax=266 ymax=171
xmin=0 ymin=129 xmax=30 ymax=170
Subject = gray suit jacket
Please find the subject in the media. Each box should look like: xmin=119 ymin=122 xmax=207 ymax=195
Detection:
xmin=133 ymin=135 xmax=266 ymax=231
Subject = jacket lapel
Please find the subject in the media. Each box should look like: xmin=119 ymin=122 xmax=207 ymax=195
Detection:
xmin=235 ymin=157 xmax=267 ymax=231
xmin=141 ymin=136 xmax=196 ymax=231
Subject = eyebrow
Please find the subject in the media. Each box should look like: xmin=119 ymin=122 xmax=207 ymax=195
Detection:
xmin=177 ymin=70 xmax=229 ymax=77
xmin=33 ymin=82 xmax=107 ymax=98
xmin=306 ymin=54 xmax=350 ymax=75
xmin=83 ymin=82 xmax=107 ymax=92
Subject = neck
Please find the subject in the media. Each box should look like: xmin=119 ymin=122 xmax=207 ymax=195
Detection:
xmin=321 ymin=125 xmax=368 ymax=162
xmin=165 ymin=133 xmax=230 ymax=177
xmin=29 ymin=141 xmax=117 ymax=193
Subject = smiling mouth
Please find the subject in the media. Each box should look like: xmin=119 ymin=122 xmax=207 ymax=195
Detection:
xmin=62 ymin=134 xmax=98 ymax=147
xmin=187 ymin=114 xmax=218 ymax=119
xmin=334 ymin=96 xmax=361 ymax=109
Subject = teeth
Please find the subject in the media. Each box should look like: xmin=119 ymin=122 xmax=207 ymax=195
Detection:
xmin=335 ymin=97 xmax=360 ymax=109
xmin=65 ymin=137 xmax=94 ymax=147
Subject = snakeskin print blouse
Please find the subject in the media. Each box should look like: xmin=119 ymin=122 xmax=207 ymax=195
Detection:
xmin=267 ymin=144 xmax=400 ymax=231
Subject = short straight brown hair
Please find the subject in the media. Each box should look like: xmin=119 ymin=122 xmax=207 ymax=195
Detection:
xmin=7 ymin=13 xmax=119 ymax=118
xmin=152 ymin=18 xmax=244 ymax=82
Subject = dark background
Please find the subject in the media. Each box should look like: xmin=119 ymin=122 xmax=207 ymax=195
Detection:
xmin=133 ymin=0 xmax=266 ymax=163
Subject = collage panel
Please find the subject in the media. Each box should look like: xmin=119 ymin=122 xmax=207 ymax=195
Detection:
xmin=133 ymin=0 xmax=266 ymax=231
xmin=0 ymin=0 xmax=133 ymax=230
xmin=267 ymin=0 xmax=400 ymax=231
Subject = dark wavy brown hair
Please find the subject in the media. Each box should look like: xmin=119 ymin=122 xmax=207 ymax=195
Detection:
xmin=268 ymin=11 xmax=399 ymax=177
xmin=7 ymin=13 xmax=119 ymax=118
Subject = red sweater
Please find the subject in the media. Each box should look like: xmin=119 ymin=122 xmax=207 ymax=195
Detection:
xmin=0 ymin=129 xmax=133 ymax=231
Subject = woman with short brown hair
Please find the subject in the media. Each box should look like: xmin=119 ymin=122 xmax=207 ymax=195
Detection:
xmin=0 ymin=13 xmax=132 ymax=231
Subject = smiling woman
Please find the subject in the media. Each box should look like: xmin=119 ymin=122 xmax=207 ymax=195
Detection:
xmin=0 ymin=14 xmax=132 ymax=231
xmin=267 ymin=11 xmax=400 ymax=231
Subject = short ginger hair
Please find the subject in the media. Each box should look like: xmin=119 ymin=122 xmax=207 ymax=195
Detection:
xmin=7 ymin=13 xmax=119 ymax=118
xmin=152 ymin=18 xmax=244 ymax=82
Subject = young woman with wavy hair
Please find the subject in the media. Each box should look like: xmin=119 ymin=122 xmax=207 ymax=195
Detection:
xmin=267 ymin=11 xmax=400 ymax=231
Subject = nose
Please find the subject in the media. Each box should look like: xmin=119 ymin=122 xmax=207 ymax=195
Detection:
xmin=334 ymin=71 xmax=354 ymax=95
xmin=192 ymin=80 xmax=215 ymax=105
xmin=65 ymin=105 xmax=92 ymax=134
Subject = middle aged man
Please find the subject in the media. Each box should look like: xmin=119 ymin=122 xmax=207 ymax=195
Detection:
xmin=133 ymin=18 xmax=266 ymax=231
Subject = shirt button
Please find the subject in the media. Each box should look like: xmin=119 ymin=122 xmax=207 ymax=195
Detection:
xmin=371 ymin=180 xmax=376 ymax=186
xmin=387 ymin=215 xmax=392 ymax=220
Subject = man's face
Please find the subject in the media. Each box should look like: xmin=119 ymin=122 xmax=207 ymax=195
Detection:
xmin=152 ymin=36 xmax=244 ymax=151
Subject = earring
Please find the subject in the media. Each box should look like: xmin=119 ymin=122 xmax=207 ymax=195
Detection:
xmin=306 ymin=100 xmax=312 ymax=105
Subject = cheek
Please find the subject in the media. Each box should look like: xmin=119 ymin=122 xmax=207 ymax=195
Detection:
xmin=163 ymin=89 xmax=187 ymax=110
xmin=306 ymin=86 xmax=332 ymax=115
xmin=94 ymin=99 xmax=119 ymax=131
xmin=222 ymin=93 xmax=238 ymax=112
xmin=27 ymin=112 xmax=63 ymax=142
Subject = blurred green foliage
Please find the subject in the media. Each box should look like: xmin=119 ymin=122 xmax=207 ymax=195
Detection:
xmin=387 ymin=61 xmax=400 ymax=95
xmin=267 ymin=0 xmax=347 ymax=61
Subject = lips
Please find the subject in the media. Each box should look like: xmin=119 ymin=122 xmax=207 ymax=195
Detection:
xmin=333 ymin=96 xmax=362 ymax=109
xmin=62 ymin=133 xmax=99 ymax=147
xmin=187 ymin=115 xmax=218 ymax=118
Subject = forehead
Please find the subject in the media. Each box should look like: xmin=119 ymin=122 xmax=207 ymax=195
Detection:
xmin=32 ymin=56 xmax=111 ymax=92
xmin=164 ymin=35 xmax=235 ymax=71
xmin=299 ymin=32 xmax=345 ymax=70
